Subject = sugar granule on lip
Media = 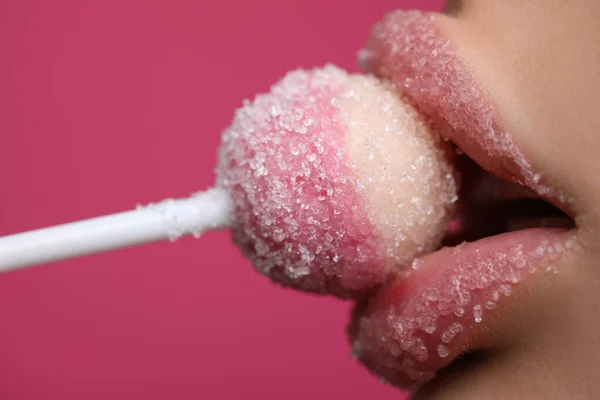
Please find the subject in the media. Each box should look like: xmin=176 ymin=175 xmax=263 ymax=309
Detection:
xmin=436 ymin=344 xmax=449 ymax=358
xmin=473 ymin=304 xmax=483 ymax=323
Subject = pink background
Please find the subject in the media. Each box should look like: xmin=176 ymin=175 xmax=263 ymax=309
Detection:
xmin=0 ymin=1 xmax=443 ymax=399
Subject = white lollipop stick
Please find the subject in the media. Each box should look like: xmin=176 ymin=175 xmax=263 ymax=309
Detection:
xmin=0 ymin=187 xmax=232 ymax=274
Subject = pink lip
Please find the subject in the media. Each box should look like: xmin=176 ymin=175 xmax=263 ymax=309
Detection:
xmin=360 ymin=10 xmax=565 ymax=208
xmin=350 ymin=228 xmax=572 ymax=389
xmin=350 ymin=10 xmax=575 ymax=388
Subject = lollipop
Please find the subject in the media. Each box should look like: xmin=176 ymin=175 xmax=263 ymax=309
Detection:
xmin=0 ymin=65 xmax=458 ymax=298
xmin=217 ymin=65 xmax=457 ymax=296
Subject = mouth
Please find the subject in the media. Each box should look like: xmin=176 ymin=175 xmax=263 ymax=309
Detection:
xmin=349 ymin=10 xmax=576 ymax=391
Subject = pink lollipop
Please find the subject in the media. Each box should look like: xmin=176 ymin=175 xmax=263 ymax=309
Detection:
xmin=218 ymin=65 xmax=457 ymax=296
xmin=0 ymin=65 xmax=458 ymax=298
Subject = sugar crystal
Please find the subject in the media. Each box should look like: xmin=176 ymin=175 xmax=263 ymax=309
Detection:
xmin=437 ymin=345 xmax=449 ymax=358
xmin=473 ymin=304 xmax=483 ymax=323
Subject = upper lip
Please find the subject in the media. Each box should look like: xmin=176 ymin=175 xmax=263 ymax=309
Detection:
xmin=360 ymin=9 xmax=570 ymax=216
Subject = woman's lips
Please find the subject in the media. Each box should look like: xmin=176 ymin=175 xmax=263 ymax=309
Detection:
xmin=350 ymin=9 xmax=576 ymax=390
xmin=359 ymin=10 xmax=566 ymax=208
xmin=349 ymin=228 xmax=572 ymax=389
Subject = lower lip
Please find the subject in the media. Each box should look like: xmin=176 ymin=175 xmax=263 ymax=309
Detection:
xmin=351 ymin=227 xmax=572 ymax=388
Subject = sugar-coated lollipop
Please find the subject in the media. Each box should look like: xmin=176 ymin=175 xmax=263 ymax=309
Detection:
xmin=218 ymin=65 xmax=457 ymax=296
xmin=0 ymin=65 xmax=458 ymax=298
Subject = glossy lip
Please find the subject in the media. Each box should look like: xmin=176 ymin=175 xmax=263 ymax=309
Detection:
xmin=350 ymin=10 xmax=576 ymax=390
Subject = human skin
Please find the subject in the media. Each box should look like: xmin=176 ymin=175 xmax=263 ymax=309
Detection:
xmin=346 ymin=1 xmax=600 ymax=398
